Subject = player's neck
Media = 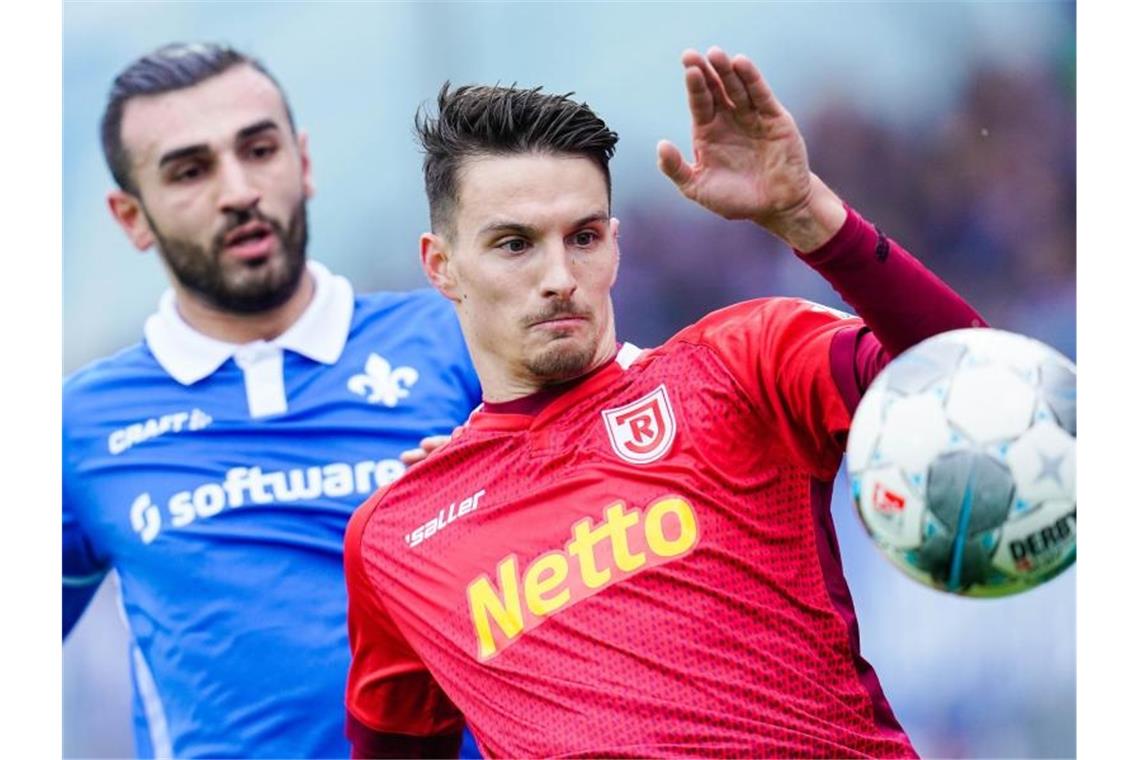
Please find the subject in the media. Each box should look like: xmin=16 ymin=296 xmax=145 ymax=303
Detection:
xmin=172 ymin=271 xmax=316 ymax=345
xmin=481 ymin=342 xmax=619 ymax=405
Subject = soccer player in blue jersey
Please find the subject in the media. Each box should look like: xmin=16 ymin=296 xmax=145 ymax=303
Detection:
xmin=63 ymin=43 xmax=481 ymax=758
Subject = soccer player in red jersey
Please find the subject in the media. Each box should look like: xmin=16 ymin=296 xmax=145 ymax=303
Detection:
xmin=345 ymin=47 xmax=986 ymax=758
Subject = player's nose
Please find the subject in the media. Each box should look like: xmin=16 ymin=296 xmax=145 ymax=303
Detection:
xmin=539 ymin=247 xmax=579 ymax=299
xmin=216 ymin=154 xmax=261 ymax=214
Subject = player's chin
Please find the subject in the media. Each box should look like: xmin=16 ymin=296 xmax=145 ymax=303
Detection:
xmin=218 ymin=258 xmax=301 ymax=311
xmin=527 ymin=338 xmax=597 ymax=381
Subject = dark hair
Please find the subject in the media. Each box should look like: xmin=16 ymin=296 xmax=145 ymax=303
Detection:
xmin=100 ymin=42 xmax=296 ymax=193
xmin=414 ymin=82 xmax=619 ymax=235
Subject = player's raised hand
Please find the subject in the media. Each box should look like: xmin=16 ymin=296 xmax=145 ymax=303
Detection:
xmin=657 ymin=47 xmax=845 ymax=251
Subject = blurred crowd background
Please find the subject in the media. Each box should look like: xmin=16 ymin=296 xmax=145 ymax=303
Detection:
xmin=63 ymin=2 xmax=1075 ymax=758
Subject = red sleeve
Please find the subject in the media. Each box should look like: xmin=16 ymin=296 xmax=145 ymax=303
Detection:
xmin=344 ymin=495 xmax=464 ymax=752
xmin=797 ymin=206 xmax=987 ymax=358
xmin=801 ymin=206 xmax=988 ymax=415
xmin=677 ymin=298 xmax=859 ymax=480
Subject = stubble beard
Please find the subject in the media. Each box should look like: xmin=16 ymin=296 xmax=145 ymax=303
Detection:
xmin=525 ymin=332 xmax=599 ymax=382
xmin=146 ymin=198 xmax=309 ymax=315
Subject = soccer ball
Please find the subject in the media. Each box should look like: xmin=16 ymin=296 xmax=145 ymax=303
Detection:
xmin=846 ymin=328 xmax=1075 ymax=597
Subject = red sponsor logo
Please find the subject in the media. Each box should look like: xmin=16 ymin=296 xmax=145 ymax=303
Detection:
xmin=601 ymin=385 xmax=677 ymax=465
xmin=872 ymin=483 xmax=907 ymax=514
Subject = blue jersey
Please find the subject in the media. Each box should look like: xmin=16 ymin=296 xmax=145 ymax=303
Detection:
xmin=63 ymin=263 xmax=481 ymax=758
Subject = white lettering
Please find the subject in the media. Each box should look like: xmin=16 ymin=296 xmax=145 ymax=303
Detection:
xmin=223 ymin=468 xmax=250 ymax=508
xmin=108 ymin=430 xmax=129 ymax=455
xmin=247 ymin=467 xmax=274 ymax=505
xmin=406 ymin=488 xmax=486 ymax=548
xmin=169 ymin=491 xmax=195 ymax=528
xmin=324 ymin=463 xmax=354 ymax=498
xmin=194 ymin=484 xmax=226 ymax=518
xmin=142 ymin=458 xmax=409 ymax=540
xmin=107 ymin=409 xmax=214 ymax=455
xmin=168 ymin=412 xmax=189 ymax=433
xmin=374 ymin=459 xmax=404 ymax=488
xmin=354 ymin=460 xmax=375 ymax=493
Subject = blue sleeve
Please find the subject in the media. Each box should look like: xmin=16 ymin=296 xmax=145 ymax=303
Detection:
xmin=62 ymin=429 xmax=108 ymax=638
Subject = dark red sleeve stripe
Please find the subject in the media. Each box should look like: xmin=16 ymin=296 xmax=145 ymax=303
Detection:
xmin=830 ymin=327 xmax=894 ymax=416
xmin=346 ymin=713 xmax=462 ymax=759
xmin=810 ymin=477 xmax=913 ymax=746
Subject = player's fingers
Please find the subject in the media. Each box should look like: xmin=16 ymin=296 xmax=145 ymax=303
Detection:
xmin=419 ymin=434 xmax=452 ymax=454
xmin=682 ymin=62 xmax=716 ymax=126
xmin=399 ymin=447 xmax=427 ymax=465
xmin=657 ymin=140 xmax=695 ymax=193
xmin=681 ymin=48 xmax=735 ymax=115
xmin=732 ymin=54 xmax=782 ymax=117
xmin=399 ymin=434 xmax=453 ymax=464
xmin=708 ymin=47 xmax=749 ymax=114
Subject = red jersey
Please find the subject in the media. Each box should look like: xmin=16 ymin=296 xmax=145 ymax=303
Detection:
xmin=345 ymin=297 xmax=917 ymax=758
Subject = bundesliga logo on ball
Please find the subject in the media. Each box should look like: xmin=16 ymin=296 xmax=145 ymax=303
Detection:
xmin=846 ymin=328 xmax=1076 ymax=596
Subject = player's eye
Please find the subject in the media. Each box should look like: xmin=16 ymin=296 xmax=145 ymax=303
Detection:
xmin=246 ymin=142 xmax=278 ymax=161
xmin=497 ymin=238 xmax=531 ymax=255
xmin=571 ymin=230 xmax=600 ymax=248
xmin=169 ymin=163 xmax=206 ymax=183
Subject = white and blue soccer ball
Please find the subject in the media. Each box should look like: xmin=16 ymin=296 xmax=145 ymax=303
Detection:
xmin=847 ymin=328 xmax=1075 ymax=597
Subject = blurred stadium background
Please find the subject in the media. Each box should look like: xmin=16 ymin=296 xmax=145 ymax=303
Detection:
xmin=64 ymin=2 xmax=1075 ymax=757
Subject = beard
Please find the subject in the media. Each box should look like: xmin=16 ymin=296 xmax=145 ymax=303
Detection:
xmin=522 ymin=300 xmax=599 ymax=381
xmin=146 ymin=199 xmax=309 ymax=314
xmin=525 ymin=339 xmax=598 ymax=381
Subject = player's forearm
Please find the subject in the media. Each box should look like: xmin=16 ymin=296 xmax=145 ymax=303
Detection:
xmin=796 ymin=205 xmax=987 ymax=357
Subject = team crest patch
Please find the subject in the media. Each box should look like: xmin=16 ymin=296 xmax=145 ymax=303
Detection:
xmin=602 ymin=384 xmax=677 ymax=465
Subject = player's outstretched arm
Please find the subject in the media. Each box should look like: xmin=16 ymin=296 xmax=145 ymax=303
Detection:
xmin=657 ymin=47 xmax=846 ymax=253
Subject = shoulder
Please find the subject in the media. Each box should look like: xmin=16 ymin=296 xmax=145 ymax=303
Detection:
xmin=63 ymin=342 xmax=159 ymax=419
xmin=345 ymin=486 xmax=388 ymax=577
xmin=347 ymin=290 xmax=477 ymax=396
xmin=352 ymin=423 xmax=481 ymax=535
xmin=352 ymin=288 xmax=458 ymax=331
xmin=665 ymin=297 xmax=858 ymax=355
xmin=671 ymin=297 xmax=852 ymax=345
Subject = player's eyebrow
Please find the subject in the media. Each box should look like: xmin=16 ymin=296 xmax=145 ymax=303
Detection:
xmin=235 ymin=119 xmax=280 ymax=141
xmin=157 ymin=119 xmax=281 ymax=169
xmin=477 ymin=212 xmax=609 ymax=239
xmin=478 ymin=220 xmax=537 ymax=239
xmin=570 ymin=212 xmax=611 ymax=229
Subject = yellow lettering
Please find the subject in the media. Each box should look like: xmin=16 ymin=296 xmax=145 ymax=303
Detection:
xmin=604 ymin=502 xmax=646 ymax=572
xmin=644 ymin=497 xmax=698 ymax=558
xmin=567 ymin=517 xmax=612 ymax=589
xmin=467 ymin=555 xmax=524 ymax=660
xmin=467 ymin=494 xmax=701 ymax=661
xmin=524 ymin=552 xmax=570 ymax=616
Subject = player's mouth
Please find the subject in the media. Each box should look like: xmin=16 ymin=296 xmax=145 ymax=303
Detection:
xmin=530 ymin=314 xmax=589 ymax=331
xmin=222 ymin=222 xmax=276 ymax=260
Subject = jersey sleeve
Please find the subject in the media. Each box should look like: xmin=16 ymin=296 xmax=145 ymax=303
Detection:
xmin=344 ymin=495 xmax=464 ymax=744
xmin=677 ymin=298 xmax=860 ymax=481
xmin=62 ymin=425 xmax=108 ymax=638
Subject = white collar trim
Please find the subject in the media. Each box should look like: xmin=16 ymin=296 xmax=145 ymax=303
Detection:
xmin=143 ymin=261 xmax=354 ymax=386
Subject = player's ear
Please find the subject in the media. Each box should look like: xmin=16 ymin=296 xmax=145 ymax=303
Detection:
xmin=108 ymin=190 xmax=155 ymax=251
xmin=297 ymin=129 xmax=315 ymax=199
xmin=609 ymin=216 xmax=621 ymax=286
xmin=421 ymin=232 xmax=460 ymax=302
